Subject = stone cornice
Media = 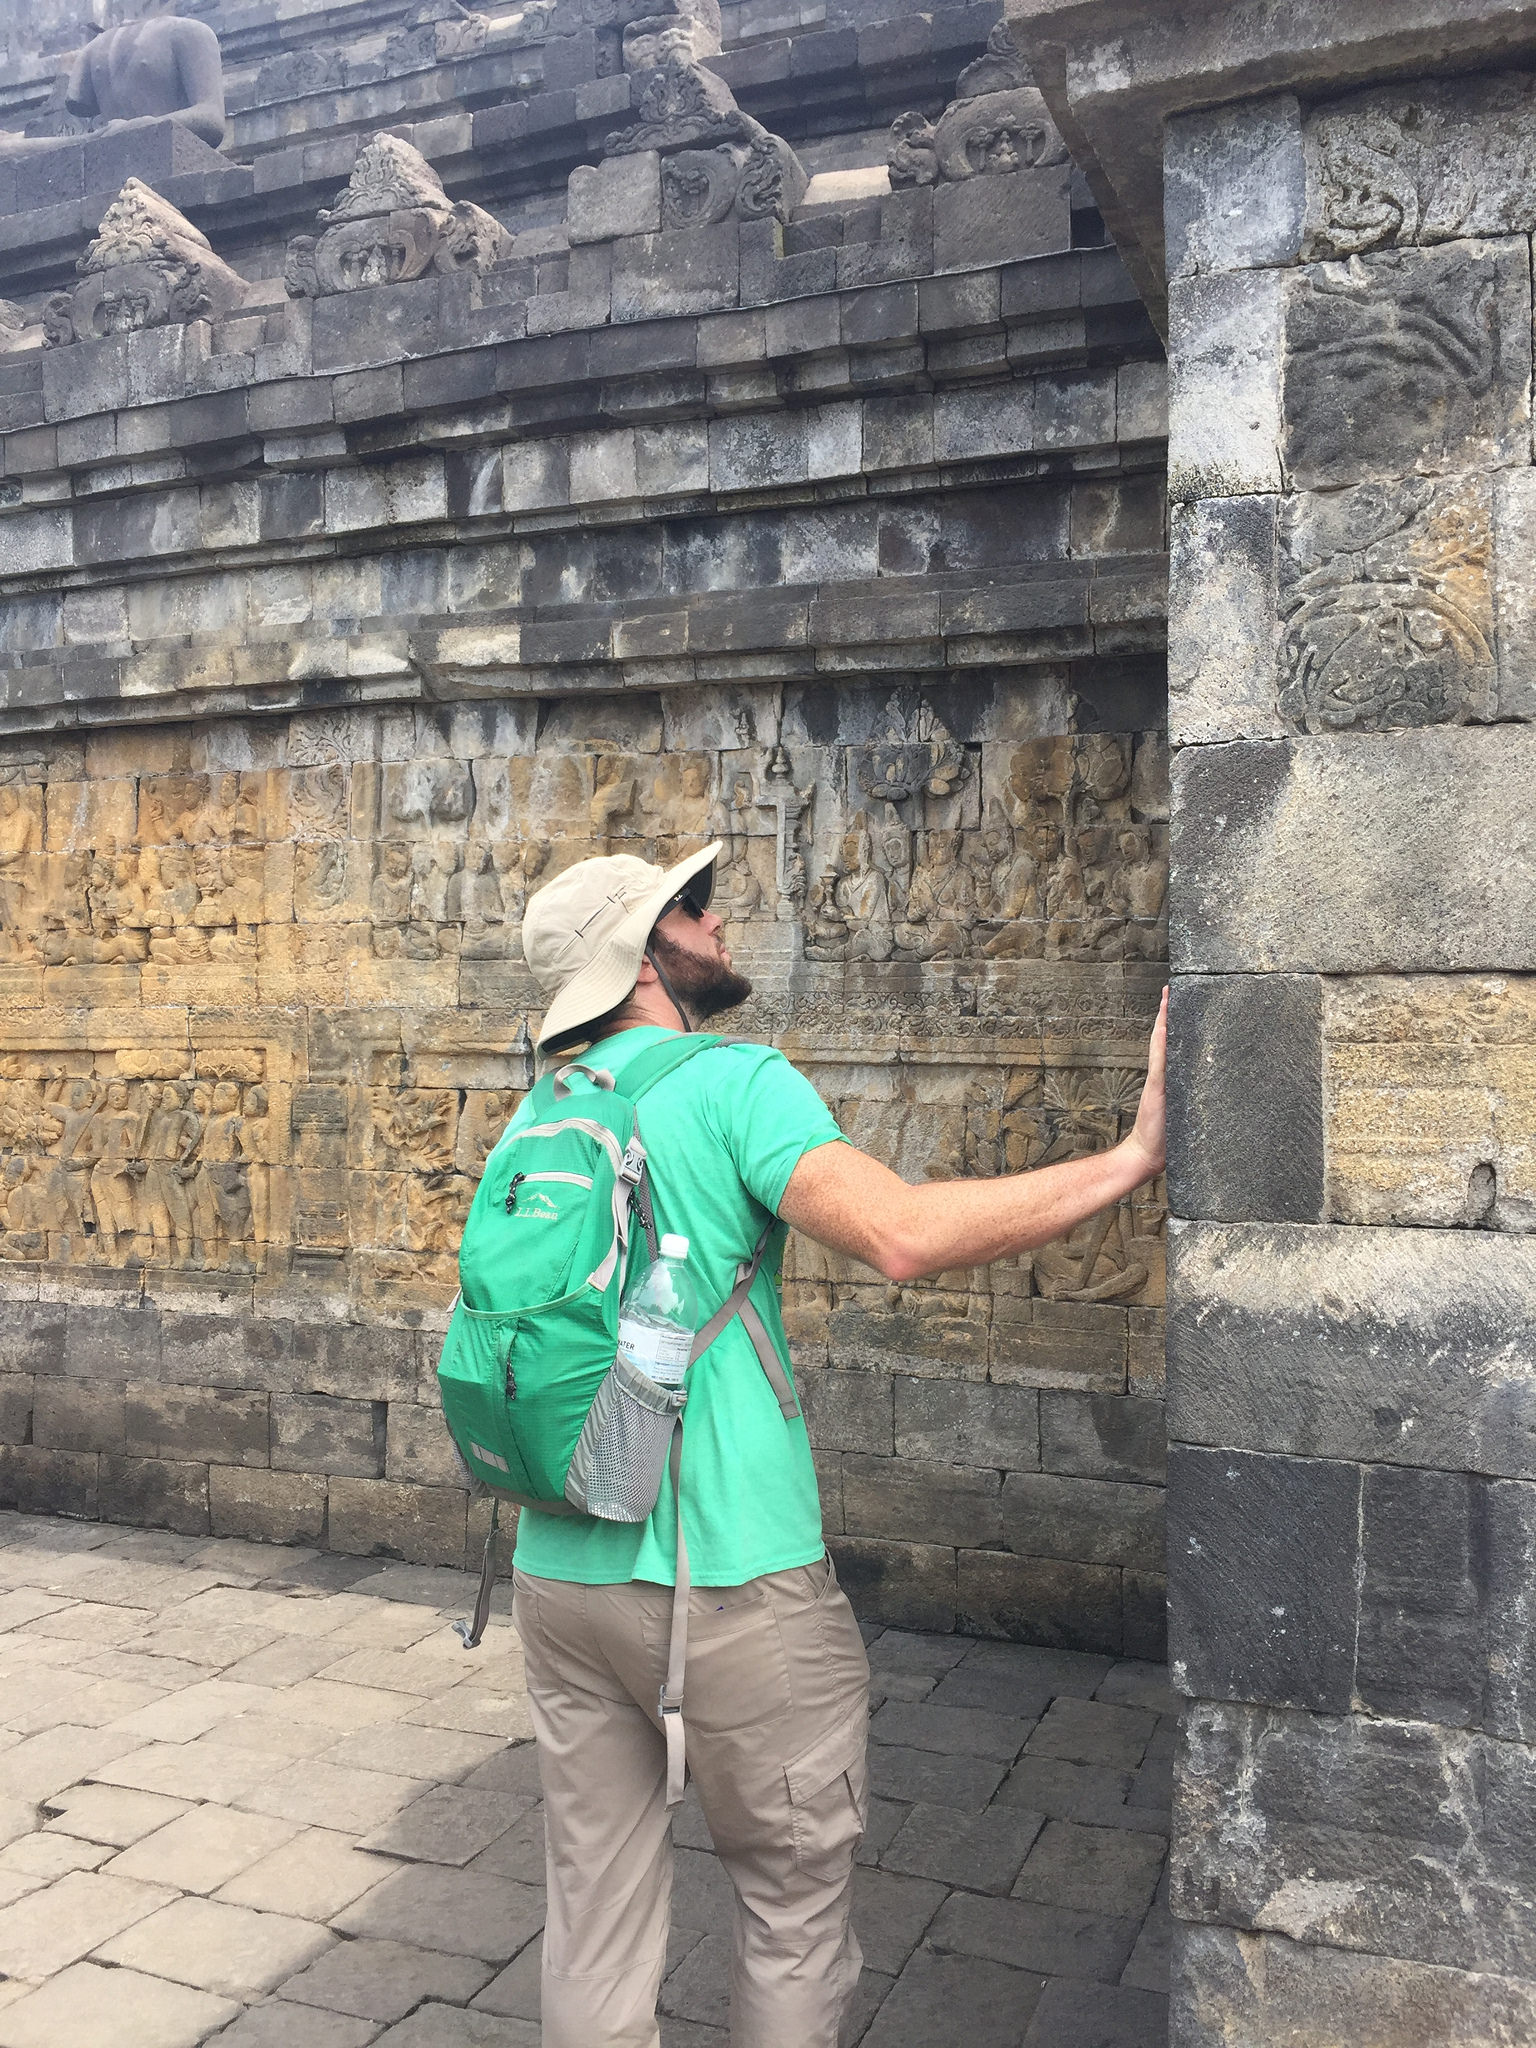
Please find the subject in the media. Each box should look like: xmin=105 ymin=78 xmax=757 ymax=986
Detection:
xmin=1006 ymin=0 xmax=1536 ymax=328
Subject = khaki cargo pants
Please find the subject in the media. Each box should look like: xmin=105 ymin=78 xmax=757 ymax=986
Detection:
xmin=513 ymin=1553 xmax=870 ymax=2048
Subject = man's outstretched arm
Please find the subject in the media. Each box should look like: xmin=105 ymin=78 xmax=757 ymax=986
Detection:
xmin=778 ymin=989 xmax=1166 ymax=1283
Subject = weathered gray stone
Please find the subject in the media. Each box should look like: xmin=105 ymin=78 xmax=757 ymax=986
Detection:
xmin=272 ymin=1395 xmax=383 ymax=1479
xmin=566 ymin=152 xmax=663 ymax=245
xmin=933 ymin=164 xmax=1071 ymax=272
xmin=893 ymin=1380 xmax=1038 ymax=1469
xmin=1165 ymin=96 xmax=1306 ymax=278
xmin=1167 ymin=974 xmax=1324 ymax=1223
xmin=1171 ymin=729 xmax=1536 ymax=973
xmin=1167 ymin=496 xmax=1284 ymax=745
xmin=1167 ymin=270 xmax=1284 ymax=500
xmin=1172 ymin=1922 xmax=1536 ymax=2048
xmin=1174 ymin=1698 xmax=1536 ymax=1978
xmin=1168 ymin=1222 xmax=1536 ymax=1480
xmin=1001 ymin=1472 xmax=1164 ymax=1570
xmin=956 ymin=1552 xmax=1123 ymax=1656
xmin=1283 ymin=241 xmax=1532 ymax=493
xmin=1041 ymin=1395 xmax=1165 ymax=1485
xmin=1168 ymin=1447 xmax=1361 ymax=1711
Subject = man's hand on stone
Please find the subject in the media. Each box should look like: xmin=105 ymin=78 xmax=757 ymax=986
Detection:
xmin=1124 ymin=985 xmax=1167 ymax=1181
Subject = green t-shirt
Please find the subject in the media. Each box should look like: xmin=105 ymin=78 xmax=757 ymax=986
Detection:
xmin=512 ymin=1027 xmax=846 ymax=1589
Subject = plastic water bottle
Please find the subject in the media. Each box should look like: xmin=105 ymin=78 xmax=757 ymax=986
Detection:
xmin=617 ymin=1233 xmax=700 ymax=1388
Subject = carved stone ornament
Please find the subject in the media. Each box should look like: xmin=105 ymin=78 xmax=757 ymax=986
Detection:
xmin=658 ymin=131 xmax=808 ymax=227
xmin=383 ymin=0 xmax=490 ymax=76
xmin=284 ymin=132 xmax=512 ymax=299
xmin=606 ymin=60 xmax=806 ymax=223
xmin=888 ymin=36 xmax=1068 ymax=189
xmin=43 ymin=178 xmax=250 ymax=348
xmin=1278 ymin=478 xmax=1495 ymax=732
xmin=853 ymin=702 xmax=969 ymax=806
xmin=954 ymin=22 xmax=1033 ymax=101
xmin=1305 ymin=74 xmax=1536 ymax=260
xmin=606 ymin=58 xmax=753 ymax=155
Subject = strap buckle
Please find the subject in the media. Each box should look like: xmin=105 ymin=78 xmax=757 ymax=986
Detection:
xmin=659 ymin=1689 xmax=683 ymax=1717
xmin=618 ymin=1139 xmax=645 ymax=1186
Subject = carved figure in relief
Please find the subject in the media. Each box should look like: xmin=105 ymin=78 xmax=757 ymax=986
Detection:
xmin=825 ymin=821 xmax=892 ymax=964
xmin=241 ymin=1086 xmax=271 ymax=1248
xmin=0 ymin=783 xmax=39 ymax=947
xmin=591 ymin=759 xmax=637 ymax=845
xmin=896 ymin=831 xmax=976 ymax=959
xmin=137 ymin=1081 xmax=200 ymax=1262
xmin=412 ymin=841 xmax=462 ymax=927
xmin=371 ymin=844 xmax=415 ymax=926
xmin=802 ymin=862 xmax=847 ymax=960
xmin=0 ymin=1158 xmax=53 ymax=1254
xmin=80 ymin=1081 xmax=146 ymax=1263
xmin=199 ymin=1082 xmax=254 ymax=1260
xmin=451 ymin=845 xmax=508 ymax=958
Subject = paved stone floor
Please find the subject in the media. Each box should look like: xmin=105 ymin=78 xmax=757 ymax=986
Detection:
xmin=0 ymin=1510 xmax=1172 ymax=2047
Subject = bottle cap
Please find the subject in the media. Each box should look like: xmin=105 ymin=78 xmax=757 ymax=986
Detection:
xmin=659 ymin=1233 xmax=689 ymax=1260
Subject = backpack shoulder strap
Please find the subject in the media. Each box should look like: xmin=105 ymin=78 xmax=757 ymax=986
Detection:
xmin=616 ymin=1032 xmax=727 ymax=1103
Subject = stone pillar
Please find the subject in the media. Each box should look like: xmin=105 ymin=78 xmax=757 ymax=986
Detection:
xmin=1010 ymin=3 xmax=1536 ymax=2041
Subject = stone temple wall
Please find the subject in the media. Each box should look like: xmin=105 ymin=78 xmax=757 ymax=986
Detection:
xmin=0 ymin=0 xmax=1169 ymax=1653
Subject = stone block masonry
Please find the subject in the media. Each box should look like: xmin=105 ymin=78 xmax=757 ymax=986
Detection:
xmin=0 ymin=0 xmax=1169 ymax=1652
xmin=1009 ymin=3 xmax=1536 ymax=2040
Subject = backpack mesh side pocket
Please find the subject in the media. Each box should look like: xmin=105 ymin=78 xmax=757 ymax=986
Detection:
xmin=564 ymin=1350 xmax=686 ymax=1522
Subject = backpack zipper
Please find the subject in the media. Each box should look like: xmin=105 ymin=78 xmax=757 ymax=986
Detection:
xmin=505 ymin=1169 xmax=594 ymax=1214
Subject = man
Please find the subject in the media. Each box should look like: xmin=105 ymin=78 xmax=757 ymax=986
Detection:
xmin=513 ymin=839 xmax=1167 ymax=2048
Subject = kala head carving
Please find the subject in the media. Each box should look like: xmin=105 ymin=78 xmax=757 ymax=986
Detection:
xmin=286 ymin=133 xmax=513 ymax=298
xmin=44 ymin=178 xmax=249 ymax=348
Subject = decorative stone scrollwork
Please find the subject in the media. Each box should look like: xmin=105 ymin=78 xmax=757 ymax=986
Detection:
xmin=284 ymin=133 xmax=513 ymax=298
xmin=888 ymin=26 xmax=1068 ymax=189
xmin=43 ymin=178 xmax=249 ymax=348
xmin=661 ymin=148 xmax=738 ymax=227
xmin=607 ymin=57 xmax=751 ymax=155
xmin=657 ymin=131 xmax=806 ymax=228
xmin=1278 ymin=478 xmax=1495 ymax=732
xmin=604 ymin=60 xmax=806 ymax=225
xmin=1304 ymin=77 xmax=1536 ymax=260
xmin=955 ymin=21 xmax=1033 ymax=100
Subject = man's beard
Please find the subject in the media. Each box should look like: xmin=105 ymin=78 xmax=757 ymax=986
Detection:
xmin=650 ymin=930 xmax=753 ymax=1021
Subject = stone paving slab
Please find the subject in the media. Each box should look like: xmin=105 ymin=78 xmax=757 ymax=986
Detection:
xmin=0 ymin=1513 xmax=1173 ymax=2046
xmin=0 ymin=1962 xmax=240 ymax=2048
xmin=95 ymin=1895 xmax=335 ymax=2000
xmin=278 ymin=1935 xmax=494 ymax=2023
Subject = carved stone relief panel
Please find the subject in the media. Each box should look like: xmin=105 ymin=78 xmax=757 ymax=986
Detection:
xmin=1278 ymin=476 xmax=1495 ymax=732
xmin=0 ymin=694 xmax=1165 ymax=1335
xmin=1282 ymin=242 xmax=1532 ymax=492
xmin=887 ymin=25 xmax=1069 ymax=189
xmin=1304 ymin=73 xmax=1536 ymax=260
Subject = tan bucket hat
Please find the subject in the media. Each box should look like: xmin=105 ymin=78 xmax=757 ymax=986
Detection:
xmin=523 ymin=842 xmax=722 ymax=1050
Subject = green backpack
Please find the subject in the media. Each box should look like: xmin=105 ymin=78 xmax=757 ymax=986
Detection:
xmin=438 ymin=1034 xmax=797 ymax=1652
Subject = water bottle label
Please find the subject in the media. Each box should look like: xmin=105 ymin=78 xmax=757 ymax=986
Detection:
xmin=619 ymin=1320 xmax=691 ymax=1385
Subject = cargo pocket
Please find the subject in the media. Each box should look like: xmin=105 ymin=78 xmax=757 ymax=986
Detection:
xmin=784 ymin=1706 xmax=868 ymax=1885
